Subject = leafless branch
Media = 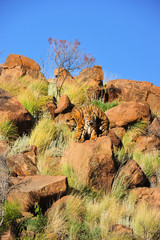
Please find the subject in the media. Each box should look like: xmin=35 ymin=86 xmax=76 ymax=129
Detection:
xmin=0 ymin=155 xmax=9 ymax=227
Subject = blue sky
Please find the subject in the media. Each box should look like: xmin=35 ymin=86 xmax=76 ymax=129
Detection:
xmin=1 ymin=0 xmax=160 ymax=86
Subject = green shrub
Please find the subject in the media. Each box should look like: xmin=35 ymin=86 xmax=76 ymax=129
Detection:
xmin=22 ymin=204 xmax=47 ymax=235
xmin=0 ymin=201 xmax=22 ymax=234
xmin=91 ymin=99 xmax=120 ymax=112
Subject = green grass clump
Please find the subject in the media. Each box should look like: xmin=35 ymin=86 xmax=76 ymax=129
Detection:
xmin=0 ymin=201 xmax=22 ymax=234
xmin=133 ymin=150 xmax=160 ymax=179
xmin=17 ymin=89 xmax=50 ymax=117
xmin=27 ymin=79 xmax=48 ymax=96
xmin=92 ymin=99 xmax=120 ymax=112
xmin=29 ymin=117 xmax=57 ymax=152
xmin=37 ymin=122 xmax=74 ymax=175
xmin=16 ymin=77 xmax=50 ymax=117
xmin=111 ymin=175 xmax=129 ymax=201
xmin=0 ymin=118 xmax=18 ymax=140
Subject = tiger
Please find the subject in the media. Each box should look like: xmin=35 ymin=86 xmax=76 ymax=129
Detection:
xmin=66 ymin=104 xmax=109 ymax=142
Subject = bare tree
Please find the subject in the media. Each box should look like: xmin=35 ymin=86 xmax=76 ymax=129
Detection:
xmin=0 ymin=155 xmax=9 ymax=227
xmin=47 ymin=38 xmax=95 ymax=97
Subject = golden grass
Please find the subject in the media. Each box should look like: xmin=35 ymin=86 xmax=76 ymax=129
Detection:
xmin=62 ymin=83 xmax=90 ymax=106
xmin=17 ymin=89 xmax=50 ymax=116
xmin=133 ymin=150 xmax=160 ymax=178
xmin=0 ymin=78 xmax=22 ymax=96
xmin=29 ymin=117 xmax=57 ymax=152
xmin=0 ymin=117 xmax=18 ymax=139
xmin=133 ymin=203 xmax=160 ymax=239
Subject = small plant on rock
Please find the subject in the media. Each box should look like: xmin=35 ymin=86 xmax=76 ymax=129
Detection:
xmin=92 ymin=99 xmax=120 ymax=112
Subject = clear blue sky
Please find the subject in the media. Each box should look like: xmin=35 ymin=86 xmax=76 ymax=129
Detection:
xmin=1 ymin=0 xmax=160 ymax=86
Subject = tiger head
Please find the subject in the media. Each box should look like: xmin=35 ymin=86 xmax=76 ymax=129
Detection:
xmin=84 ymin=110 xmax=97 ymax=127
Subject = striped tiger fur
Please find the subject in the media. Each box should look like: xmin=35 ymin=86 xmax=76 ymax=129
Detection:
xmin=66 ymin=104 xmax=109 ymax=142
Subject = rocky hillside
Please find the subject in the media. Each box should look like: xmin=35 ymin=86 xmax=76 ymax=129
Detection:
xmin=0 ymin=54 xmax=160 ymax=239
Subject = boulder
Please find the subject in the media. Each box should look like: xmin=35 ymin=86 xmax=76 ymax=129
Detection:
xmin=23 ymin=145 xmax=38 ymax=165
xmin=116 ymin=160 xmax=150 ymax=189
xmin=77 ymin=65 xmax=103 ymax=86
xmin=111 ymin=224 xmax=133 ymax=236
xmin=133 ymin=117 xmax=160 ymax=153
xmin=45 ymin=195 xmax=71 ymax=216
xmin=134 ymin=135 xmax=160 ymax=153
xmin=7 ymin=175 xmax=68 ymax=212
xmin=105 ymin=102 xmax=151 ymax=128
xmin=0 ymin=54 xmax=44 ymax=80
xmin=62 ymin=136 xmax=116 ymax=192
xmin=111 ymin=127 xmax=126 ymax=140
xmin=0 ymin=141 xmax=11 ymax=155
xmin=106 ymin=79 xmax=160 ymax=113
xmin=130 ymin=187 xmax=160 ymax=209
xmin=7 ymin=153 xmax=39 ymax=177
xmin=54 ymin=112 xmax=72 ymax=123
xmin=1 ymin=227 xmax=15 ymax=240
xmin=46 ymin=102 xmax=57 ymax=119
xmin=148 ymin=116 xmax=160 ymax=138
xmin=54 ymin=68 xmax=74 ymax=87
xmin=108 ymin=129 xmax=122 ymax=149
xmin=55 ymin=94 xmax=72 ymax=114
xmin=0 ymin=88 xmax=32 ymax=134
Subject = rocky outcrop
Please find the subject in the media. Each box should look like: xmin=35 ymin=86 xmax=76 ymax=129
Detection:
xmin=7 ymin=175 xmax=68 ymax=212
xmin=77 ymin=65 xmax=103 ymax=86
xmin=106 ymin=79 xmax=160 ymax=113
xmin=62 ymin=136 xmax=116 ymax=192
xmin=105 ymin=101 xmax=151 ymax=128
xmin=0 ymin=88 xmax=32 ymax=134
xmin=117 ymin=160 xmax=150 ymax=189
xmin=0 ymin=54 xmax=44 ymax=80
xmin=130 ymin=187 xmax=160 ymax=209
